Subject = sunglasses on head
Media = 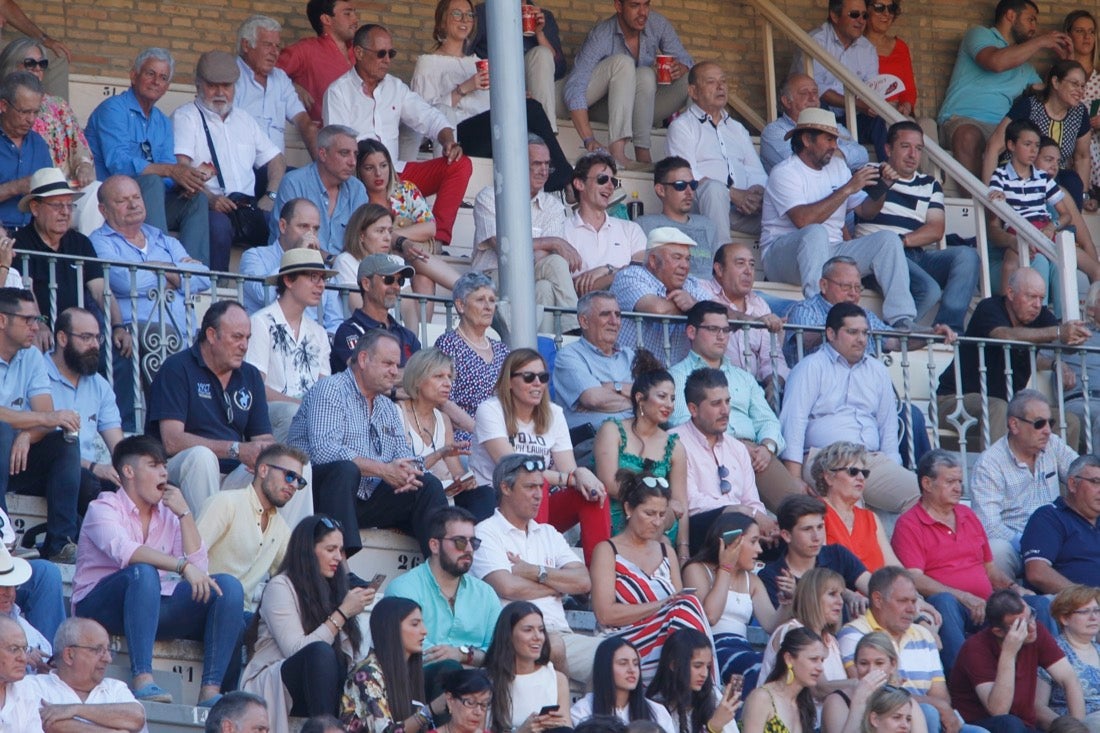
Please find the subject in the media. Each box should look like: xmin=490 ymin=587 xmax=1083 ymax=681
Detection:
xmin=662 ymin=179 xmax=699 ymax=192
xmin=265 ymin=463 xmax=308 ymax=489
xmin=22 ymin=58 xmax=48 ymax=70
xmin=870 ymin=2 xmax=901 ymax=14
xmin=831 ymin=466 xmax=870 ymax=478
xmin=593 ymin=173 xmax=621 ymax=188
xmin=520 ymin=457 xmax=546 ymax=472
xmin=846 ymin=10 xmax=869 ymax=18
xmin=513 ymin=370 xmax=550 ymax=384
xmin=440 ymin=535 xmax=482 ymax=551
xmin=641 ymin=476 xmax=670 ymax=489
xmin=361 ymin=47 xmax=398 ymax=59
xmin=320 ymin=516 xmax=343 ymax=531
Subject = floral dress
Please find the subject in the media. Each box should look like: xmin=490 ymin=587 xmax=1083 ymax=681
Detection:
xmin=341 ymin=652 xmax=398 ymax=733
xmin=35 ymin=94 xmax=93 ymax=178
xmin=434 ymin=328 xmax=509 ymax=444
xmin=390 ymin=180 xmax=435 ymax=226
xmin=1040 ymin=630 xmax=1100 ymax=716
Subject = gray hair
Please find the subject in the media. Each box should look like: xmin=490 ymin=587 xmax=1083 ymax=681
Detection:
xmin=238 ymin=14 xmax=281 ymax=49
xmin=1006 ymin=266 xmax=1044 ymax=294
xmin=52 ymin=617 xmax=103 ymax=654
xmin=821 ymin=255 xmax=858 ymax=280
xmin=916 ymin=448 xmax=960 ymax=485
xmin=1068 ymin=453 xmax=1100 ymax=481
xmin=0 ymin=38 xmax=45 ymax=79
xmin=528 ymin=133 xmax=548 ymax=148
xmin=452 ymin=271 xmax=496 ymax=305
xmin=402 ymin=347 xmax=454 ymax=398
xmin=1007 ymin=388 xmax=1050 ymax=423
xmin=577 ymin=290 xmax=616 ymax=319
xmin=0 ymin=70 xmax=41 ymax=104
xmin=810 ymin=440 xmax=868 ymax=495
xmin=493 ymin=453 xmax=541 ymax=492
xmin=317 ymin=124 xmax=358 ymax=150
xmin=351 ymin=328 xmax=399 ymax=358
xmin=132 ymin=47 xmax=175 ymax=79
xmin=868 ymin=565 xmax=914 ymax=601
xmin=779 ymin=72 xmax=812 ymax=102
xmin=204 ymin=691 xmax=268 ymax=733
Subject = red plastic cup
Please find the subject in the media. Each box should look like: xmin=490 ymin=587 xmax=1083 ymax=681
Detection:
xmin=656 ymin=54 xmax=674 ymax=85
xmin=522 ymin=4 xmax=537 ymax=36
xmin=476 ymin=58 xmax=489 ymax=86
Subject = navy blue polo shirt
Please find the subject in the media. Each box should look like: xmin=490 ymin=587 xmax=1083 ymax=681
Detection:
xmin=759 ymin=544 xmax=869 ymax=607
xmin=0 ymin=128 xmax=50 ymax=230
xmin=146 ymin=342 xmax=271 ymax=473
xmin=1021 ymin=496 xmax=1100 ymax=587
xmin=331 ymin=308 xmax=421 ymax=373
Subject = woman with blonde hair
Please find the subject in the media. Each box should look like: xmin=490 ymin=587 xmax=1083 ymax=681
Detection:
xmin=860 ymin=686 xmax=917 ymax=733
xmin=822 ymin=632 xmax=928 ymax=733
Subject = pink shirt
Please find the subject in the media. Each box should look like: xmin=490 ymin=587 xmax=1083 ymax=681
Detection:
xmin=277 ymin=34 xmax=355 ymax=122
xmin=670 ymin=419 xmax=764 ymax=517
xmin=891 ymin=502 xmax=993 ymax=599
xmin=72 ymin=489 xmax=208 ymax=607
xmin=705 ymin=281 xmax=790 ymax=383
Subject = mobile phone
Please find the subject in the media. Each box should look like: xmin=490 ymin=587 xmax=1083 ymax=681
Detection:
xmin=1091 ymin=98 xmax=1100 ymax=117
xmin=368 ymin=573 xmax=387 ymax=590
xmin=722 ymin=529 xmax=744 ymax=545
xmin=538 ymin=705 xmax=560 ymax=716
xmin=679 ymin=587 xmax=697 ymax=595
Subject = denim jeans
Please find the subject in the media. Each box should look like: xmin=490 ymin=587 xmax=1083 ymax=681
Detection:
xmin=919 ymin=702 xmax=991 ymax=733
xmin=906 ymin=245 xmax=981 ymax=332
xmin=0 ymin=424 xmax=81 ymax=557
xmin=74 ymin=564 xmax=244 ymax=687
xmin=15 ymin=559 xmax=65 ymax=643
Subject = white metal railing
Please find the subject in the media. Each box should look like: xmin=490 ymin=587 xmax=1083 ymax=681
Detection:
xmin=746 ymin=0 xmax=1081 ymax=320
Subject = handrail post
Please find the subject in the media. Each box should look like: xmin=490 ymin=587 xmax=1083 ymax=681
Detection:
xmin=1056 ymin=230 xmax=1081 ymax=321
xmin=764 ymin=23 xmax=777 ymax=123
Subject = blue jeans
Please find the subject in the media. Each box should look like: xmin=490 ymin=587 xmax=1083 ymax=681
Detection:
xmin=906 ymin=245 xmax=981 ymax=332
xmin=919 ymin=702 xmax=990 ymax=733
xmin=15 ymin=559 xmax=65 ymax=643
xmin=74 ymin=564 xmax=244 ymax=687
xmin=926 ymin=592 xmax=976 ymax=674
xmin=0 ymin=424 xmax=81 ymax=557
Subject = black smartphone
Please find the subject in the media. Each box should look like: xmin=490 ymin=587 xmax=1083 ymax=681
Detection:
xmin=722 ymin=529 xmax=743 ymax=545
xmin=538 ymin=705 xmax=560 ymax=716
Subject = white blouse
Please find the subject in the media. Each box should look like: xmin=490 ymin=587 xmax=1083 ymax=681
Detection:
xmin=411 ymin=52 xmax=490 ymax=128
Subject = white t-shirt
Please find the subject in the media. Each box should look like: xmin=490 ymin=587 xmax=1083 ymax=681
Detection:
xmin=570 ymin=693 xmax=679 ymax=733
xmin=760 ymin=154 xmax=866 ymax=250
xmin=469 ymin=396 xmax=572 ymax=486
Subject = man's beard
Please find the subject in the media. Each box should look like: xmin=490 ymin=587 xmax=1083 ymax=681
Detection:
xmin=63 ymin=340 xmax=100 ymax=376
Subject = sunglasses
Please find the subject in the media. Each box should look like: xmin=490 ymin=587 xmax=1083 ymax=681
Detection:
xmin=831 ymin=466 xmax=870 ymax=478
xmin=717 ymin=464 xmax=732 ymax=494
xmin=519 ymin=457 xmax=545 ymax=472
xmin=641 ymin=476 xmax=670 ymax=489
xmin=1017 ymin=417 xmax=1050 ymax=430
xmin=320 ymin=516 xmax=343 ymax=531
xmin=870 ymin=2 xmax=901 ymax=14
xmin=592 ymin=173 xmax=621 ymax=188
xmin=265 ymin=463 xmax=308 ymax=489
xmin=513 ymin=370 xmax=550 ymax=384
xmin=662 ymin=179 xmax=699 ymax=192
xmin=380 ymin=274 xmax=407 ymax=286
xmin=846 ymin=10 xmax=869 ymax=18
xmin=360 ymin=47 xmax=398 ymax=59
xmin=22 ymin=58 xmax=48 ymax=70
xmin=140 ymin=140 xmax=154 ymax=162
xmin=441 ymin=535 xmax=482 ymax=551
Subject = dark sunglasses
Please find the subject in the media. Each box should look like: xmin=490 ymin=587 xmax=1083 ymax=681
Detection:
xmin=870 ymin=2 xmax=901 ymax=14
xmin=140 ymin=140 xmax=153 ymax=162
xmin=520 ymin=457 xmax=546 ymax=472
xmin=223 ymin=392 xmax=234 ymax=424
xmin=717 ymin=465 xmax=732 ymax=495
xmin=641 ymin=476 xmax=670 ymax=489
xmin=662 ymin=179 xmax=699 ymax=192
xmin=265 ymin=463 xmax=308 ymax=489
xmin=1017 ymin=417 xmax=1050 ymax=430
xmin=381 ymin=274 xmax=407 ymax=286
xmin=831 ymin=466 xmax=870 ymax=478
xmin=593 ymin=173 xmax=621 ymax=188
xmin=22 ymin=58 xmax=48 ymax=70
xmin=360 ymin=47 xmax=398 ymax=59
xmin=846 ymin=10 xmax=869 ymax=18
xmin=513 ymin=370 xmax=550 ymax=384
xmin=441 ymin=535 xmax=482 ymax=551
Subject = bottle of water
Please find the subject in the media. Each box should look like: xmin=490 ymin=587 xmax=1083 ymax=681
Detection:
xmin=626 ymin=191 xmax=644 ymax=220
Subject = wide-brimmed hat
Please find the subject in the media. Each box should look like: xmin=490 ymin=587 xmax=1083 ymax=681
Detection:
xmin=783 ymin=108 xmax=840 ymax=140
xmin=264 ymin=248 xmax=337 ymax=285
xmin=645 ymin=226 xmax=698 ymax=251
xmin=358 ymin=253 xmax=414 ymax=280
xmin=0 ymin=542 xmax=32 ymax=587
xmin=18 ymin=167 xmax=84 ymax=213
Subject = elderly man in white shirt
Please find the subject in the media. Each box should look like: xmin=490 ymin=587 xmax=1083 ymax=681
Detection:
xmin=472 ymin=134 xmax=580 ymax=333
xmin=323 ymin=23 xmax=472 ymax=249
xmin=172 ymin=50 xmax=286 ymax=272
xmin=19 ymin=618 xmax=146 ymax=733
xmin=0 ymin=616 xmax=37 ymax=729
xmin=667 ymin=61 xmax=768 ymax=239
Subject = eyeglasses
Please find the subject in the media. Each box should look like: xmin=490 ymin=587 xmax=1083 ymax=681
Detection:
xmin=65 ymin=330 xmax=105 ymax=345
xmin=21 ymin=58 xmax=48 ymax=70
xmin=265 ymin=463 xmax=308 ymax=489
xmin=512 ymin=370 xmax=550 ymax=384
xmin=695 ymin=324 xmax=732 ymax=335
xmin=661 ymin=179 xmax=699 ymax=192
xmin=456 ymin=697 xmax=492 ymax=711
xmin=845 ymin=10 xmax=869 ymax=19
xmin=0 ymin=311 xmax=46 ymax=326
xmin=320 ymin=516 xmax=343 ymax=531
xmin=1071 ymin=606 xmax=1100 ymax=616
xmin=381 ymin=274 xmax=407 ymax=286
xmin=1016 ymin=417 xmax=1050 ymax=430
xmin=641 ymin=476 xmax=669 ymax=489
xmin=591 ymin=173 xmax=621 ymax=188
xmin=717 ymin=464 xmax=732 ymax=494
xmin=1076 ymin=475 xmax=1100 ymax=487
xmin=530 ymin=161 xmax=556 ymax=174
xmin=441 ymin=535 xmax=482 ymax=551
xmin=38 ymin=200 xmax=75 ymax=212
xmin=449 ymin=10 xmax=476 ymax=20
xmin=824 ymin=277 xmax=863 ymax=294
xmin=360 ymin=47 xmax=398 ymax=59
xmin=140 ymin=140 xmax=153 ymax=162
xmin=831 ymin=466 xmax=870 ymax=478
xmin=223 ymin=392 xmax=234 ymax=424
xmin=2 ymin=644 xmax=29 ymax=655
xmin=519 ymin=457 xmax=545 ymax=472
xmin=870 ymin=2 xmax=900 ymax=14
xmin=68 ymin=644 xmax=111 ymax=657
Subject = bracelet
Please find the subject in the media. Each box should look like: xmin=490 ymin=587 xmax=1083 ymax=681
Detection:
xmin=705 ymin=723 xmax=721 ymax=733
xmin=566 ymin=471 xmax=575 ymax=487
xmin=582 ymin=136 xmax=597 ymax=147
xmin=177 ymin=509 xmax=191 ymax=519
xmin=719 ymin=563 xmax=736 ymax=574
xmin=335 ymin=607 xmax=350 ymax=621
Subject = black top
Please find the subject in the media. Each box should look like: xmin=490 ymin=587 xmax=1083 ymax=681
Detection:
xmin=14 ymin=224 xmax=105 ymax=328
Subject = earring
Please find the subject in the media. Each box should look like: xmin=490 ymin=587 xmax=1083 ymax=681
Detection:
xmin=785 ymin=668 xmax=794 ymax=685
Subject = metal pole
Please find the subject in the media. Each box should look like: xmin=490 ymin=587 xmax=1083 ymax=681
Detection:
xmin=486 ymin=0 xmax=537 ymax=349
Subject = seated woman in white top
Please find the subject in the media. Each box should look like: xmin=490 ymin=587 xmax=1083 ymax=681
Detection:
xmin=571 ymin=637 xmax=677 ymax=733
xmin=412 ymin=0 xmax=572 ymax=192
xmin=334 ymin=203 xmax=393 ymax=315
xmin=485 ymin=601 xmax=572 ymax=733
xmin=645 ymin=628 xmax=742 ymax=733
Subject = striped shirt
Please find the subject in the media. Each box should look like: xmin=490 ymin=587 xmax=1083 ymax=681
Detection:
xmin=989 ymin=161 xmax=1062 ymax=224
xmin=854 ymin=173 xmax=944 ymax=238
xmin=838 ymin=610 xmax=944 ymax=695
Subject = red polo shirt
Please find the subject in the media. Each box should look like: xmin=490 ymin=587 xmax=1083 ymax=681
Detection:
xmin=891 ymin=502 xmax=994 ymax=599
xmin=277 ymin=34 xmax=355 ymax=122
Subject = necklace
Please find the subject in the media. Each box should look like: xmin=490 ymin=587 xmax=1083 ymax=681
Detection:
xmin=409 ymin=402 xmax=438 ymax=451
xmin=457 ymin=323 xmax=491 ymax=351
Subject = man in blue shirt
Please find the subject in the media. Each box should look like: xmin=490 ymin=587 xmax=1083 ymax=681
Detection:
xmin=1022 ymin=454 xmax=1100 ymax=593
xmin=0 ymin=288 xmax=81 ymax=562
xmin=0 ymin=72 xmax=51 ymax=232
xmin=85 ymin=48 xmax=212 ymax=265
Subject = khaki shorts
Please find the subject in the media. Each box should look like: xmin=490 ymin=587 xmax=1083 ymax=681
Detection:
xmin=939 ymin=115 xmax=1000 ymax=148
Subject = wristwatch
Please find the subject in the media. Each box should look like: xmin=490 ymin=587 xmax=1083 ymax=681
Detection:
xmin=460 ymin=645 xmax=473 ymax=665
xmin=613 ymin=381 xmax=623 ymax=394
xmin=537 ymin=565 xmax=549 ymax=584
xmin=228 ymin=441 xmax=240 ymax=460
xmin=763 ymin=440 xmax=778 ymax=455
xmin=265 ymin=191 xmax=276 ymax=201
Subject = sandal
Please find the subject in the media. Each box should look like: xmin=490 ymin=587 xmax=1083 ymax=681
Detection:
xmin=133 ymin=683 xmax=172 ymax=703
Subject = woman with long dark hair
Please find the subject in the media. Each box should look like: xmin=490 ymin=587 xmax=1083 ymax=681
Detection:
xmin=740 ymin=627 xmax=825 ymax=733
xmin=570 ymin=637 xmax=676 ymax=733
xmin=242 ymin=515 xmax=373 ymax=733
xmin=484 ymin=601 xmax=572 ymax=733
xmin=341 ymin=597 xmax=434 ymax=733
xmin=645 ymin=629 xmax=742 ymax=733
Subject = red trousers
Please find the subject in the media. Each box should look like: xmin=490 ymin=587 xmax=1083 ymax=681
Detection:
xmin=535 ymin=483 xmax=610 ymax=565
xmin=399 ymin=155 xmax=472 ymax=245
